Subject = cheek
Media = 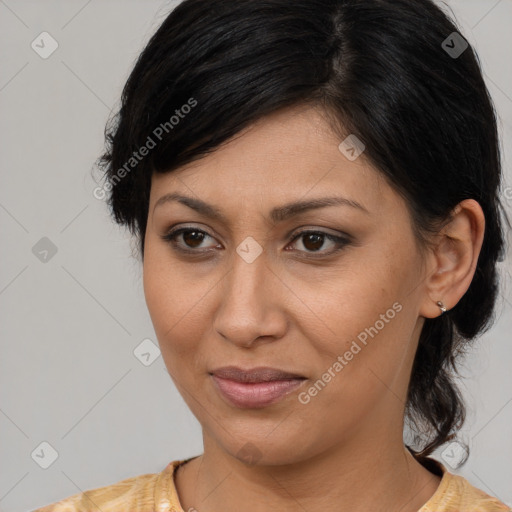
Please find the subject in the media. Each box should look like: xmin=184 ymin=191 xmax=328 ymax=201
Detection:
xmin=309 ymin=285 xmax=407 ymax=400
xmin=300 ymin=238 xmax=420 ymax=400
xmin=142 ymin=242 xmax=207 ymax=365
xmin=303 ymin=253 xmax=407 ymax=357
xmin=296 ymin=298 xmax=414 ymax=441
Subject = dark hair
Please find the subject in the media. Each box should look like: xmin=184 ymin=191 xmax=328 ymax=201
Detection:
xmin=95 ymin=0 xmax=510 ymax=464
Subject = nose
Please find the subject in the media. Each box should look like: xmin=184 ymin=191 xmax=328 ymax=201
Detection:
xmin=213 ymin=249 xmax=288 ymax=348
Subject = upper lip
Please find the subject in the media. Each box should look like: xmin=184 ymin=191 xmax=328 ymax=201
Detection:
xmin=210 ymin=366 xmax=306 ymax=383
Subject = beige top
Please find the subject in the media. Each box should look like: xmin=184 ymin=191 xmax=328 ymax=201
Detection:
xmin=32 ymin=457 xmax=510 ymax=511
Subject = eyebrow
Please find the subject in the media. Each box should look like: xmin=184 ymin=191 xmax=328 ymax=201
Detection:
xmin=153 ymin=192 xmax=369 ymax=224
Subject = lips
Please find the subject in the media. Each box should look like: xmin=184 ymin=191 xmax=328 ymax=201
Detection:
xmin=210 ymin=366 xmax=306 ymax=383
xmin=209 ymin=366 xmax=307 ymax=408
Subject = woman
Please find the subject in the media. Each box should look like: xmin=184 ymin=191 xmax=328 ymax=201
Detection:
xmin=34 ymin=0 xmax=511 ymax=510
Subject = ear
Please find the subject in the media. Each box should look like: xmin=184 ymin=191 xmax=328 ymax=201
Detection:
xmin=419 ymin=199 xmax=486 ymax=319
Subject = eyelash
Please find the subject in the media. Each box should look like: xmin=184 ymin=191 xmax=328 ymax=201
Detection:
xmin=160 ymin=226 xmax=351 ymax=258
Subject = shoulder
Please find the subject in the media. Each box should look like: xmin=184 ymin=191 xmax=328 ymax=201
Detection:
xmin=30 ymin=463 xmax=176 ymax=512
xmin=420 ymin=461 xmax=511 ymax=512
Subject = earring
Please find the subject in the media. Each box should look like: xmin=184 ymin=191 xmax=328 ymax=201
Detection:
xmin=436 ymin=301 xmax=447 ymax=314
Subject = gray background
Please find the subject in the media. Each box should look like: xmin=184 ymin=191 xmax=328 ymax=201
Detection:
xmin=0 ymin=1 xmax=511 ymax=510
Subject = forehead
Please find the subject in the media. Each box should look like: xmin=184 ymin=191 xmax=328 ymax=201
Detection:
xmin=149 ymin=104 xmax=398 ymax=221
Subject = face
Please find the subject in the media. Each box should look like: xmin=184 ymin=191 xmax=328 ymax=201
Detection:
xmin=143 ymin=104 xmax=430 ymax=466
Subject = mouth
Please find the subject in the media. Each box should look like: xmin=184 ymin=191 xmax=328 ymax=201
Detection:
xmin=209 ymin=366 xmax=307 ymax=408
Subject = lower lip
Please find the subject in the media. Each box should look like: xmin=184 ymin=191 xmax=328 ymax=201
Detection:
xmin=211 ymin=375 xmax=306 ymax=408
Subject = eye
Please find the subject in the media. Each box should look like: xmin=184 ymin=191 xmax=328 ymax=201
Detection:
xmin=160 ymin=226 xmax=351 ymax=257
xmin=161 ymin=226 xmax=219 ymax=253
xmin=286 ymin=229 xmax=351 ymax=256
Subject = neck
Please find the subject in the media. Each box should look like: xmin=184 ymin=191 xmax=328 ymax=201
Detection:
xmin=174 ymin=426 xmax=442 ymax=512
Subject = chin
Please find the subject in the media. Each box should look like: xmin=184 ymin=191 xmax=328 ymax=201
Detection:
xmin=213 ymin=430 xmax=318 ymax=467
xmin=233 ymin=445 xmax=304 ymax=467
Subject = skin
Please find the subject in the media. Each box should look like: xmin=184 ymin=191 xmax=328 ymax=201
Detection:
xmin=142 ymin=104 xmax=485 ymax=512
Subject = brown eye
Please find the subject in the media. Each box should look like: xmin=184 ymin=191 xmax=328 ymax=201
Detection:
xmin=161 ymin=227 xmax=219 ymax=252
xmin=300 ymin=233 xmax=325 ymax=252
xmin=161 ymin=226 xmax=351 ymax=258
xmin=181 ymin=230 xmax=207 ymax=249
xmin=287 ymin=230 xmax=351 ymax=256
